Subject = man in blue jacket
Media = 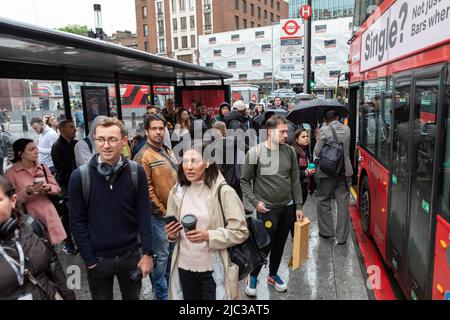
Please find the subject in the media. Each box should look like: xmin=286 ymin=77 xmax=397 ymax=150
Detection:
xmin=69 ymin=117 xmax=153 ymax=300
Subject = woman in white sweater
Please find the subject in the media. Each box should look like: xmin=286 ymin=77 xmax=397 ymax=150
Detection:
xmin=165 ymin=141 xmax=248 ymax=300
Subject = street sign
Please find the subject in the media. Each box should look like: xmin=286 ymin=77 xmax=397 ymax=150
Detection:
xmin=300 ymin=4 xmax=312 ymax=20
xmin=279 ymin=19 xmax=303 ymax=83
xmin=281 ymin=19 xmax=301 ymax=37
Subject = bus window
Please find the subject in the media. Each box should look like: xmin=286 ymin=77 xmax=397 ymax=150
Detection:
xmin=353 ymin=0 xmax=382 ymax=32
xmin=359 ymin=81 xmax=378 ymax=154
xmin=359 ymin=78 xmax=391 ymax=167
xmin=377 ymin=78 xmax=392 ymax=166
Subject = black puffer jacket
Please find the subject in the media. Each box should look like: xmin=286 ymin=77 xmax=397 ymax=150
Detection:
xmin=224 ymin=111 xmax=251 ymax=131
xmin=0 ymin=224 xmax=75 ymax=300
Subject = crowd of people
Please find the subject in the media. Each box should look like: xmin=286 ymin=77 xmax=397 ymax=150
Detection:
xmin=0 ymin=96 xmax=352 ymax=300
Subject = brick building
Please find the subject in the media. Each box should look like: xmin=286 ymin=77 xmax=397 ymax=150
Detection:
xmin=136 ymin=0 xmax=289 ymax=64
xmin=107 ymin=31 xmax=138 ymax=49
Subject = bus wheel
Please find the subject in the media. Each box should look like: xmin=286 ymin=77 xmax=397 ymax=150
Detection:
xmin=360 ymin=176 xmax=371 ymax=235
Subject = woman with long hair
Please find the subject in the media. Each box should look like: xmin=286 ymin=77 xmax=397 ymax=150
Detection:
xmin=255 ymin=104 xmax=264 ymax=116
xmin=173 ymin=109 xmax=192 ymax=143
xmin=291 ymin=128 xmax=316 ymax=206
xmin=0 ymin=176 xmax=75 ymax=299
xmin=5 ymin=139 xmax=66 ymax=245
xmin=165 ymin=141 xmax=248 ymax=300
xmin=46 ymin=114 xmax=58 ymax=132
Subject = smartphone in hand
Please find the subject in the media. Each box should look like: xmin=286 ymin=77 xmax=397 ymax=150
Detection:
xmin=164 ymin=215 xmax=178 ymax=225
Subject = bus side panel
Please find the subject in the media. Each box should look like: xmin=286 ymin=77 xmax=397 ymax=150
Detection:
xmin=432 ymin=215 xmax=450 ymax=300
xmin=358 ymin=147 xmax=389 ymax=262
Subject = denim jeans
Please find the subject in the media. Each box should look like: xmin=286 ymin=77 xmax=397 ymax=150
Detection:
xmin=86 ymin=249 xmax=141 ymax=300
xmin=150 ymin=214 xmax=171 ymax=300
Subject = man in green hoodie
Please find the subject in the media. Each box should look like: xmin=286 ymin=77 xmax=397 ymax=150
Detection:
xmin=241 ymin=115 xmax=304 ymax=297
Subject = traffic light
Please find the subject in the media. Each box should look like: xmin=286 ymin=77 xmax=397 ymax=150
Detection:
xmin=310 ymin=71 xmax=316 ymax=89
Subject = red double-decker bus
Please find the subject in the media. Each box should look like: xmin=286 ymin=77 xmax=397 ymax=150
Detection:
xmin=109 ymin=85 xmax=174 ymax=108
xmin=349 ymin=0 xmax=450 ymax=299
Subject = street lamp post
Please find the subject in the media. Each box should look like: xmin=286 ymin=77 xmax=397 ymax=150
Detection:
xmin=271 ymin=22 xmax=274 ymax=93
xmin=303 ymin=0 xmax=312 ymax=94
xmin=93 ymin=4 xmax=105 ymax=40
xmin=270 ymin=20 xmax=280 ymax=93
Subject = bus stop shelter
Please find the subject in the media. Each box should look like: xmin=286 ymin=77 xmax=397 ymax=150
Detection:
xmin=0 ymin=17 xmax=232 ymax=136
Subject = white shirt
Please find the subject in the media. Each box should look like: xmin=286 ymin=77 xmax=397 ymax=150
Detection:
xmin=38 ymin=125 xmax=58 ymax=168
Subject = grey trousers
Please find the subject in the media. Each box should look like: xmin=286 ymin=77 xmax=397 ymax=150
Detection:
xmin=317 ymin=176 xmax=350 ymax=243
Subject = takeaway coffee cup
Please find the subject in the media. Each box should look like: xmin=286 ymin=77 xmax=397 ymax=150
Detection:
xmin=181 ymin=214 xmax=197 ymax=232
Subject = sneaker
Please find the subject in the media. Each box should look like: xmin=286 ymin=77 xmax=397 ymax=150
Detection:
xmin=267 ymin=275 xmax=287 ymax=292
xmin=245 ymin=276 xmax=258 ymax=297
xmin=62 ymin=243 xmax=78 ymax=255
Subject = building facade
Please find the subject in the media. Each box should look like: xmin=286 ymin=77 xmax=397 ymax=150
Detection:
xmin=199 ymin=17 xmax=353 ymax=94
xmin=107 ymin=31 xmax=138 ymax=49
xmin=289 ymin=0 xmax=354 ymax=20
xmin=136 ymin=0 xmax=289 ymax=64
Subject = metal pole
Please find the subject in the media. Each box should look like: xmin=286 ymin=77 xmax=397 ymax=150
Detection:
xmin=303 ymin=0 xmax=312 ymax=94
xmin=271 ymin=22 xmax=274 ymax=93
xmin=336 ymin=74 xmax=340 ymax=98
xmin=114 ymin=73 xmax=122 ymax=120
xmin=62 ymin=70 xmax=71 ymax=121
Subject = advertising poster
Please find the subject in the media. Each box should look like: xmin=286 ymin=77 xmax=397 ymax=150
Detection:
xmin=81 ymin=86 xmax=109 ymax=125
xmin=179 ymin=88 xmax=227 ymax=118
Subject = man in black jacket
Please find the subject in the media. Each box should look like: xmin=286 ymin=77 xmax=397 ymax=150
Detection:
xmin=225 ymin=100 xmax=251 ymax=132
xmin=225 ymin=100 xmax=254 ymax=154
xmin=69 ymin=117 xmax=153 ymax=300
xmin=51 ymin=119 xmax=78 ymax=255
xmin=195 ymin=104 xmax=213 ymax=129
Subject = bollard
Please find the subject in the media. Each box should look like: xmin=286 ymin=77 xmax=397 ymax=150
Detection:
xmin=131 ymin=112 xmax=136 ymax=129
xmin=22 ymin=113 xmax=28 ymax=132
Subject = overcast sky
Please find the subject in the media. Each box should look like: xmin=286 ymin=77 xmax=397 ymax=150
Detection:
xmin=0 ymin=0 xmax=136 ymax=34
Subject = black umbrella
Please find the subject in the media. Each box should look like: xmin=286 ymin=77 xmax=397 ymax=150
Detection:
xmin=252 ymin=108 xmax=288 ymax=128
xmin=286 ymin=99 xmax=348 ymax=124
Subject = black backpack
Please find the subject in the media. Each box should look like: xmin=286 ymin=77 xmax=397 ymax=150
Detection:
xmin=79 ymin=161 xmax=139 ymax=207
xmin=84 ymin=137 xmax=93 ymax=153
xmin=219 ymin=138 xmax=242 ymax=193
xmin=218 ymin=183 xmax=270 ymax=280
xmin=318 ymin=126 xmax=345 ymax=176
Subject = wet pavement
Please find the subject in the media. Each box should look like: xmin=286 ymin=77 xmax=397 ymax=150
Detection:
xmin=58 ymin=192 xmax=370 ymax=300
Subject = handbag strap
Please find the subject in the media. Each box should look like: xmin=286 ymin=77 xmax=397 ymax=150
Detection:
xmin=217 ymin=182 xmax=228 ymax=228
xmin=9 ymin=249 xmax=53 ymax=298
xmin=41 ymin=164 xmax=49 ymax=183
xmin=328 ymin=125 xmax=343 ymax=146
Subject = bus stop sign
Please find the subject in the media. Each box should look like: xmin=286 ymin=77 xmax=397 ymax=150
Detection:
xmin=300 ymin=4 xmax=312 ymax=20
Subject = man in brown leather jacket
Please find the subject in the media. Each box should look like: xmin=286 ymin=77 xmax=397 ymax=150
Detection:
xmin=138 ymin=114 xmax=178 ymax=300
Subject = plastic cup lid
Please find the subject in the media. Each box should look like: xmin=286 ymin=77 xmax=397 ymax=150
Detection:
xmin=181 ymin=214 xmax=197 ymax=225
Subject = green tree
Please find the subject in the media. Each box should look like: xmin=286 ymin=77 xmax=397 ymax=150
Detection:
xmin=58 ymin=24 xmax=90 ymax=36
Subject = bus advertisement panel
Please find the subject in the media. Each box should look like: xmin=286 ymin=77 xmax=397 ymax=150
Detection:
xmin=176 ymin=86 xmax=230 ymax=118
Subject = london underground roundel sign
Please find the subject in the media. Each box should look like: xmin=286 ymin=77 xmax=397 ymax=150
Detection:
xmin=282 ymin=20 xmax=300 ymax=36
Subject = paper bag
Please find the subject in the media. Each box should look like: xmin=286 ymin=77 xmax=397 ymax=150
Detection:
xmin=291 ymin=217 xmax=310 ymax=270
